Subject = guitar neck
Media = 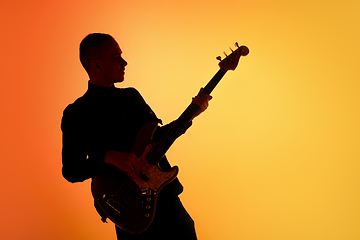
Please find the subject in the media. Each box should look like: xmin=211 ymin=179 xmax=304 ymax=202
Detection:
xmin=200 ymin=69 xmax=227 ymax=95
xmin=147 ymin=69 xmax=227 ymax=165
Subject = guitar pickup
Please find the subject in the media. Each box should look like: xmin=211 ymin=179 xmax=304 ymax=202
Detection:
xmin=106 ymin=198 xmax=124 ymax=214
xmin=139 ymin=171 xmax=149 ymax=182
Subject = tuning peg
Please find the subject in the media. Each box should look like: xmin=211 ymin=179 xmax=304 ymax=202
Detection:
xmin=230 ymin=47 xmax=234 ymax=52
xmin=223 ymin=52 xmax=228 ymax=57
xmin=235 ymin=42 xmax=239 ymax=48
xmin=216 ymin=56 xmax=222 ymax=61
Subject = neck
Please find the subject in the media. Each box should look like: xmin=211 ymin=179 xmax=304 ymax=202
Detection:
xmin=89 ymin=78 xmax=114 ymax=88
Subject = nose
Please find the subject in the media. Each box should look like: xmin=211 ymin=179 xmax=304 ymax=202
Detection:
xmin=122 ymin=58 xmax=128 ymax=67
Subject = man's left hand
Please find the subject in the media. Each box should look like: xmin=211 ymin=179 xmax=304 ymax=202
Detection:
xmin=191 ymin=88 xmax=213 ymax=120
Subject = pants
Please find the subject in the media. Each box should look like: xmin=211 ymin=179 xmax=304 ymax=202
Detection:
xmin=115 ymin=194 xmax=197 ymax=240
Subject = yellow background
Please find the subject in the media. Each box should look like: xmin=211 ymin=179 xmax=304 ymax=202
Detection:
xmin=1 ymin=0 xmax=359 ymax=239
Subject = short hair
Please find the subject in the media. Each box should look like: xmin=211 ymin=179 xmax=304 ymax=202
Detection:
xmin=79 ymin=33 xmax=115 ymax=73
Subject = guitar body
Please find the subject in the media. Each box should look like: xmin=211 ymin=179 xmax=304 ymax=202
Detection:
xmin=91 ymin=121 xmax=179 ymax=234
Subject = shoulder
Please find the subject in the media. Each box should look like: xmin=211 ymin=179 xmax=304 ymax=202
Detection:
xmin=116 ymin=87 xmax=147 ymax=103
xmin=117 ymin=87 xmax=141 ymax=97
xmin=63 ymin=94 xmax=87 ymax=116
xmin=117 ymin=87 xmax=160 ymax=121
xmin=61 ymin=93 xmax=92 ymax=127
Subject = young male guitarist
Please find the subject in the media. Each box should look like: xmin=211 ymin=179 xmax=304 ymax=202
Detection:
xmin=61 ymin=33 xmax=212 ymax=239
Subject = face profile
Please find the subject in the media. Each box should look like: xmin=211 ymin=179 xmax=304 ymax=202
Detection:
xmin=91 ymin=39 xmax=128 ymax=86
xmin=79 ymin=33 xmax=127 ymax=87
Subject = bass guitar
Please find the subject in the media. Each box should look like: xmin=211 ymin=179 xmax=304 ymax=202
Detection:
xmin=91 ymin=43 xmax=249 ymax=234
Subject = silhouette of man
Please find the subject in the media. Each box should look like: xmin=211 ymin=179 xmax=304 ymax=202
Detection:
xmin=61 ymin=33 xmax=212 ymax=239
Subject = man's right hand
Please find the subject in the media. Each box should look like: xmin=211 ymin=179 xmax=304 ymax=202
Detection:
xmin=104 ymin=151 xmax=140 ymax=178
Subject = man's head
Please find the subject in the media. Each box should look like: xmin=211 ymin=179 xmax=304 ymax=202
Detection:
xmin=79 ymin=33 xmax=127 ymax=87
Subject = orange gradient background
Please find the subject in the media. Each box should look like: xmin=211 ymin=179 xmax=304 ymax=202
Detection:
xmin=1 ymin=0 xmax=359 ymax=239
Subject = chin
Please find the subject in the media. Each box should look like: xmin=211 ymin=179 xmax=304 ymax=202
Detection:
xmin=114 ymin=78 xmax=124 ymax=83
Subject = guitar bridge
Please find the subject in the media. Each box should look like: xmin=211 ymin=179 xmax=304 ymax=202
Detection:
xmin=142 ymin=189 xmax=156 ymax=221
xmin=106 ymin=198 xmax=124 ymax=214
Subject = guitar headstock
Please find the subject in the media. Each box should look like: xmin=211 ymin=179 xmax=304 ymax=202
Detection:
xmin=217 ymin=43 xmax=249 ymax=71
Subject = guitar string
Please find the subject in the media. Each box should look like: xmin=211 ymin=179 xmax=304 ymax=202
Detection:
xmin=112 ymin=155 xmax=155 ymax=203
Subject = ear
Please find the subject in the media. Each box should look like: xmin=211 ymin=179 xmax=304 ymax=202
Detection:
xmin=89 ymin=59 xmax=101 ymax=72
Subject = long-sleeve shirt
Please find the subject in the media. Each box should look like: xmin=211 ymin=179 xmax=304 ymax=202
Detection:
xmin=61 ymin=81 xmax=187 ymax=194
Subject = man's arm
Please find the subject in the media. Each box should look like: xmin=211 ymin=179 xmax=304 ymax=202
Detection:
xmin=61 ymin=105 xmax=107 ymax=183
xmin=104 ymin=89 xmax=212 ymax=177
